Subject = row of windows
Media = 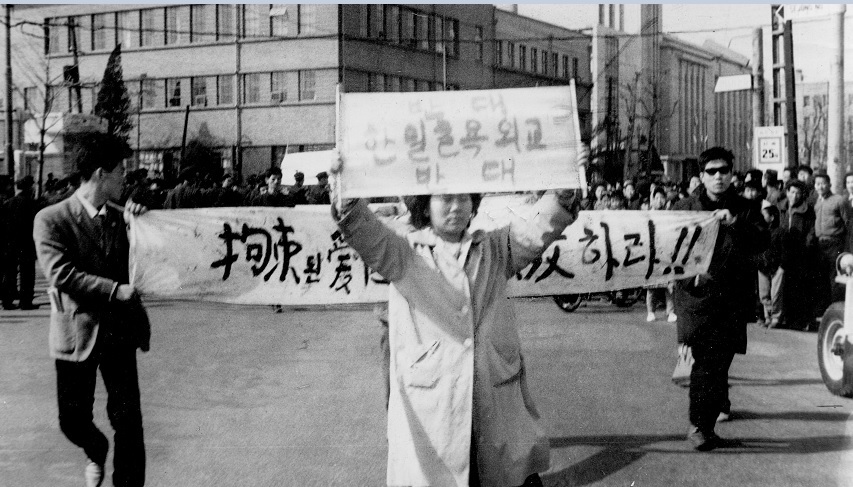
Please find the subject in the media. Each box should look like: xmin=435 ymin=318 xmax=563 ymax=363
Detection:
xmin=46 ymin=5 xmax=321 ymax=54
xmin=22 ymin=69 xmax=335 ymax=113
xmin=358 ymin=5 xmax=464 ymax=58
xmin=496 ymin=40 xmax=579 ymax=80
xmin=365 ymin=72 xmax=458 ymax=93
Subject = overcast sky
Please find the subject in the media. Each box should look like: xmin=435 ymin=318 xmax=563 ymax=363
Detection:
xmin=516 ymin=4 xmax=852 ymax=84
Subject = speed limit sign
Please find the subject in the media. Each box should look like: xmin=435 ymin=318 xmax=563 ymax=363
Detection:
xmin=759 ymin=137 xmax=781 ymax=163
xmin=754 ymin=126 xmax=786 ymax=171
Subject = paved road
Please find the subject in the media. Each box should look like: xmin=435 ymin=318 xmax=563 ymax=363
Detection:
xmin=1 ymin=293 xmax=851 ymax=486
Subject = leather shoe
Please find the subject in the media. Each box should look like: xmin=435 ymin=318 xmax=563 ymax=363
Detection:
xmin=19 ymin=303 xmax=39 ymax=310
xmin=84 ymin=459 xmax=104 ymax=487
xmin=687 ymin=426 xmax=719 ymax=451
xmin=2 ymin=303 xmax=17 ymax=310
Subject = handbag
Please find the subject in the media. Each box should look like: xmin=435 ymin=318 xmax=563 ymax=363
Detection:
xmin=671 ymin=343 xmax=693 ymax=387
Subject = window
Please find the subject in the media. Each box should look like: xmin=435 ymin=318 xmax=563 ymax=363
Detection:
xmin=243 ymin=73 xmax=262 ymax=103
xmin=191 ymin=77 xmax=211 ymax=107
xmin=217 ymin=5 xmax=236 ymax=41
xmin=495 ymin=40 xmax=502 ymax=67
xmin=191 ymin=5 xmax=215 ymax=43
xmin=552 ymin=52 xmax=559 ymax=77
xmin=24 ymin=87 xmax=38 ymax=112
xmin=166 ymin=6 xmax=189 ymax=45
xmin=414 ymin=13 xmax=428 ymax=50
xmin=444 ymin=18 xmax=458 ymax=56
xmin=270 ymin=5 xmax=292 ymax=37
xmin=531 ymin=47 xmax=538 ymax=73
xmin=141 ymin=78 xmax=159 ymax=109
xmin=384 ymin=5 xmax=400 ymax=43
xmin=218 ymin=75 xmax=234 ymax=105
xmin=384 ymin=74 xmax=399 ymax=92
xmin=366 ymin=4 xmax=383 ymax=39
xmin=299 ymin=4 xmax=317 ymax=35
xmin=519 ymin=45 xmax=527 ymax=71
xmin=368 ymin=73 xmax=385 ymax=92
xmin=475 ymin=26 xmax=483 ymax=61
xmin=47 ymin=19 xmax=63 ymax=54
xmin=507 ymin=41 xmax=515 ymax=68
xmin=91 ymin=13 xmax=110 ymax=51
xmin=804 ymin=96 xmax=810 ymax=107
xmin=300 ymin=70 xmax=316 ymax=100
xmin=433 ymin=14 xmax=443 ymax=53
xmin=242 ymin=4 xmax=264 ymax=38
xmin=572 ymin=58 xmax=579 ymax=80
xmin=167 ymin=78 xmax=182 ymax=107
xmin=542 ymin=50 xmax=548 ymax=76
xmin=141 ymin=9 xmax=164 ymax=47
xmin=562 ymin=54 xmax=569 ymax=78
xmin=67 ymin=16 xmax=83 ymax=53
xmin=117 ymin=11 xmax=138 ymax=49
xmin=271 ymin=71 xmax=289 ymax=103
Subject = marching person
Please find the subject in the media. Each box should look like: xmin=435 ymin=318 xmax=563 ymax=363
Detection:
xmin=33 ymin=133 xmax=150 ymax=487
xmin=672 ymin=147 xmax=768 ymax=451
xmin=331 ymin=147 xmax=587 ymax=487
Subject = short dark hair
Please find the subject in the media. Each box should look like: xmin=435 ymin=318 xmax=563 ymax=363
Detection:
xmin=814 ymin=172 xmax=831 ymax=184
xmin=404 ymin=194 xmax=483 ymax=230
xmin=71 ymin=132 xmax=132 ymax=181
xmin=764 ymin=169 xmax=778 ymax=185
xmin=265 ymin=167 xmax=282 ymax=179
xmin=797 ymin=164 xmax=813 ymax=176
xmin=762 ymin=203 xmax=780 ymax=224
xmin=698 ymin=147 xmax=734 ymax=169
xmin=785 ymin=179 xmax=808 ymax=193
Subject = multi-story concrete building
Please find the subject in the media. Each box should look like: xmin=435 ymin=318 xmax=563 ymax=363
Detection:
xmin=2 ymin=4 xmax=590 ymax=182
xmin=588 ymin=7 xmax=753 ymax=184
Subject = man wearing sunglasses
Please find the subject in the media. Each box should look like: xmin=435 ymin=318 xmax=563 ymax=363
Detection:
xmin=672 ymin=147 xmax=769 ymax=451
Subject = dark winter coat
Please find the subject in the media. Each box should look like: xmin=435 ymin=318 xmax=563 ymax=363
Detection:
xmin=672 ymin=188 xmax=768 ymax=353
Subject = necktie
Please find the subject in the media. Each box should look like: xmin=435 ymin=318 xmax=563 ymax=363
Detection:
xmin=93 ymin=213 xmax=107 ymax=250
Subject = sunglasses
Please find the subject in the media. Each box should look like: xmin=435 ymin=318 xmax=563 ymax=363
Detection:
xmin=704 ymin=166 xmax=732 ymax=176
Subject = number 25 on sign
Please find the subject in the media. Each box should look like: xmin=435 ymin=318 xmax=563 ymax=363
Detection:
xmin=759 ymin=137 xmax=781 ymax=163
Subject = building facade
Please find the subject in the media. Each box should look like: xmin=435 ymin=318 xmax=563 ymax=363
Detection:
xmin=4 ymin=4 xmax=592 ymax=182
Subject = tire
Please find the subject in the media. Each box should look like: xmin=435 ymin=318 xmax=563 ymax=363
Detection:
xmin=553 ymin=294 xmax=583 ymax=313
xmin=612 ymin=288 xmax=643 ymax=308
xmin=817 ymin=302 xmax=853 ymax=398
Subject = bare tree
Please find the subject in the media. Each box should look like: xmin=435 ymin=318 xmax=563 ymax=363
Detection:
xmin=801 ymin=97 xmax=827 ymax=169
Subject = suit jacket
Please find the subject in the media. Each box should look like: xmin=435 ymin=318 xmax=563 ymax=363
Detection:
xmin=33 ymin=194 xmax=150 ymax=362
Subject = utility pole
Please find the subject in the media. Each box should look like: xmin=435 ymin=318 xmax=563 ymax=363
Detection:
xmin=5 ymin=4 xmax=13 ymax=178
xmin=827 ymin=5 xmax=846 ymax=194
xmin=770 ymin=5 xmax=799 ymax=169
xmin=751 ymin=28 xmax=765 ymax=128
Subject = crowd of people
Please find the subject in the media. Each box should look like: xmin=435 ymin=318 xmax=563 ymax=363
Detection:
xmin=580 ymin=161 xmax=850 ymax=332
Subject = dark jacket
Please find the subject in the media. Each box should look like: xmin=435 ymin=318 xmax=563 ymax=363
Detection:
xmin=756 ymin=225 xmax=785 ymax=275
xmin=672 ymin=188 xmax=768 ymax=353
xmin=778 ymin=199 xmax=816 ymax=269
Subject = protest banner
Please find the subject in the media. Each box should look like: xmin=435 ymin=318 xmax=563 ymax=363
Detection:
xmin=129 ymin=200 xmax=718 ymax=306
xmin=337 ymin=85 xmax=584 ymax=198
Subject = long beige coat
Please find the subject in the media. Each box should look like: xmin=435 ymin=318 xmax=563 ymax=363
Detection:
xmin=336 ymin=194 xmax=575 ymax=486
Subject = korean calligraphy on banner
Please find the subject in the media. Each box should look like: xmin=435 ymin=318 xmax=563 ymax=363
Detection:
xmin=129 ymin=202 xmax=719 ymax=306
xmin=338 ymin=85 xmax=584 ymax=198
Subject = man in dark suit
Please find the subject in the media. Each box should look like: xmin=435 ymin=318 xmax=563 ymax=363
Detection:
xmin=33 ymin=132 xmax=150 ymax=487
xmin=672 ymin=147 xmax=768 ymax=451
xmin=4 ymin=175 xmax=40 ymax=309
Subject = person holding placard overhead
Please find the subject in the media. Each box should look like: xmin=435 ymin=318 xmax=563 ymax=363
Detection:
xmin=331 ymin=147 xmax=587 ymax=487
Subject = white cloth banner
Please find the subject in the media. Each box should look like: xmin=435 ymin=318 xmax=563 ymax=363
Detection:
xmin=129 ymin=202 xmax=719 ymax=305
xmin=338 ymin=85 xmax=583 ymax=198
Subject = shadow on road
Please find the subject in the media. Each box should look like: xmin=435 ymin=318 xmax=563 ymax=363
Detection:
xmin=728 ymin=375 xmax=823 ymax=387
xmin=733 ymin=410 xmax=851 ymax=422
xmin=544 ymin=434 xmax=853 ymax=486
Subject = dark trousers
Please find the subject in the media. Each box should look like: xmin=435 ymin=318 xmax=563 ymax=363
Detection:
xmin=818 ymin=237 xmax=845 ymax=311
xmin=689 ymin=343 xmax=734 ymax=434
xmin=2 ymin=244 xmax=34 ymax=306
xmin=55 ymin=339 xmax=145 ymax=487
